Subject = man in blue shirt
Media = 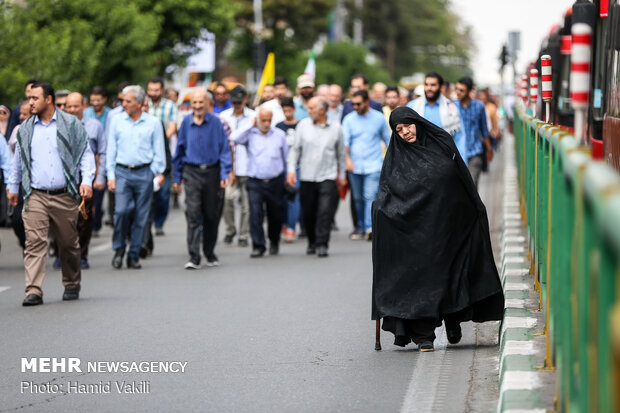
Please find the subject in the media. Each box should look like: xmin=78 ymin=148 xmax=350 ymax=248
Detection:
xmin=84 ymin=86 xmax=111 ymax=129
xmin=407 ymin=72 xmax=467 ymax=161
xmin=106 ymin=85 xmax=166 ymax=270
xmin=8 ymin=81 xmax=96 ymax=306
xmin=230 ymin=106 xmax=288 ymax=258
xmin=454 ymin=77 xmax=493 ymax=188
xmin=212 ymin=83 xmax=232 ymax=114
xmin=342 ymin=90 xmax=391 ymax=240
xmin=341 ymin=74 xmax=383 ymax=121
xmin=172 ymin=89 xmax=232 ymax=269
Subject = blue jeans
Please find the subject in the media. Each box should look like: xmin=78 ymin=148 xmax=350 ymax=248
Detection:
xmin=286 ymin=169 xmax=301 ymax=230
xmin=348 ymin=171 xmax=381 ymax=233
xmin=112 ymin=166 xmax=154 ymax=258
xmin=153 ymin=174 xmax=171 ymax=228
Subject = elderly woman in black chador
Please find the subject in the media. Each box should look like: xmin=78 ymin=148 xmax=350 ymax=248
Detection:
xmin=371 ymin=106 xmax=504 ymax=352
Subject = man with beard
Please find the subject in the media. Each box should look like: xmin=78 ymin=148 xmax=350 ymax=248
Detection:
xmin=8 ymin=82 xmax=96 ymax=305
xmin=454 ymin=77 xmax=493 ymax=188
xmin=407 ymin=72 xmax=466 ymax=161
xmin=342 ymin=90 xmax=391 ymax=241
xmin=261 ymin=76 xmax=287 ymax=126
xmin=341 ymin=73 xmax=383 ymax=120
xmin=84 ymin=86 xmax=111 ymax=129
xmin=294 ymin=74 xmax=315 ymax=121
xmin=146 ymin=77 xmax=177 ymax=236
xmin=220 ymin=85 xmax=255 ymax=247
xmin=212 ymin=83 xmax=232 ymax=114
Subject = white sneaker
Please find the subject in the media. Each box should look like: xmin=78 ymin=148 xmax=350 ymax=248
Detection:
xmin=184 ymin=261 xmax=201 ymax=270
xmin=205 ymin=256 xmax=220 ymax=267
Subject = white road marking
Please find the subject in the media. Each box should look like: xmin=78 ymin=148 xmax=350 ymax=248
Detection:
xmin=90 ymin=242 xmax=111 ymax=253
xmin=0 ymin=286 xmax=11 ymax=293
xmin=400 ymin=326 xmax=449 ymax=413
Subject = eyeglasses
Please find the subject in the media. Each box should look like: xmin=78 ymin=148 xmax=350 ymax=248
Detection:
xmin=352 ymin=102 xmax=362 ymax=107
xmin=56 ymin=103 xmax=66 ymax=108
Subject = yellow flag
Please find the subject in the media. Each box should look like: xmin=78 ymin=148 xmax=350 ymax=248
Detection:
xmin=257 ymin=53 xmax=275 ymax=96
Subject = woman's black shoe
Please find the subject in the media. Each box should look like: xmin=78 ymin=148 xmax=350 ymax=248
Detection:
xmin=393 ymin=335 xmax=411 ymax=347
xmin=417 ymin=341 xmax=435 ymax=352
xmin=447 ymin=326 xmax=462 ymax=344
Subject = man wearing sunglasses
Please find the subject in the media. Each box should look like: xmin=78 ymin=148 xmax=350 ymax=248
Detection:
xmin=342 ymin=90 xmax=391 ymax=242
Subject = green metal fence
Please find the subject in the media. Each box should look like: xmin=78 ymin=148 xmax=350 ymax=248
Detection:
xmin=512 ymin=104 xmax=620 ymax=413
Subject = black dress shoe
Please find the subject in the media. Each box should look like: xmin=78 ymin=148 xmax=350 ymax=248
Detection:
xmin=250 ymin=248 xmax=265 ymax=258
xmin=317 ymin=246 xmax=329 ymax=257
xmin=139 ymin=246 xmax=149 ymax=259
xmin=62 ymin=286 xmax=80 ymax=301
xmin=269 ymin=244 xmax=279 ymax=255
xmin=306 ymin=245 xmax=316 ymax=255
xmin=224 ymin=231 xmax=236 ymax=244
xmin=23 ymin=294 xmax=43 ymax=306
xmin=112 ymin=250 xmax=124 ymax=269
xmin=127 ymin=257 xmax=142 ymax=269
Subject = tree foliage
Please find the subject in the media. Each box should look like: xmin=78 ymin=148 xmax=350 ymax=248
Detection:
xmin=0 ymin=0 xmax=237 ymax=104
xmin=315 ymin=41 xmax=391 ymax=88
xmin=353 ymin=0 xmax=473 ymax=81
xmin=229 ymin=0 xmax=335 ymax=76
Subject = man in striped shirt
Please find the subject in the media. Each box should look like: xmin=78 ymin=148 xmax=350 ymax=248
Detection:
xmin=147 ymin=77 xmax=178 ymax=236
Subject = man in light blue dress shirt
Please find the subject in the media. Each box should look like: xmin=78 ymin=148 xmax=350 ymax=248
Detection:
xmin=342 ymin=90 xmax=391 ymax=240
xmin=8 ymin=81 xmax=96 ymax=306
xmin=106 ymin=85 xmax=166 ymax=270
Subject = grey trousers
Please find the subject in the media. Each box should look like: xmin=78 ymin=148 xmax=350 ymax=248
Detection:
xmin=467 ymin=154 xmax=484 ymax=189
xmin=222 ymin=175 xmax=249 ymax=240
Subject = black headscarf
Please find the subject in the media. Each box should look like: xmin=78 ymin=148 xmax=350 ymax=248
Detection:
xmin=371 ymin=106 xmax=503 ymax=322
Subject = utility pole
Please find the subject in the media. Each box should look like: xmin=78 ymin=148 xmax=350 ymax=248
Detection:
xmin=353 ymin=0 xmax=363 ymax=45
xmin=252 ymin=0 xmax=266 ymax=89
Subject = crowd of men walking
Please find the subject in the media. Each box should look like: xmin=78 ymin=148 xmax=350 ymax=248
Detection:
xmin=0 ymin=70 xmax=502 ymax=306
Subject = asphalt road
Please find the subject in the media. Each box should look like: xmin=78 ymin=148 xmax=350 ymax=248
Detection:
xmin=0 ymin=148 xmax=504 ymax=413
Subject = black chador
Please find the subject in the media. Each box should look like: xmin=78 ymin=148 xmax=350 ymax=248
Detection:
xmin=371 ymin=106 xmax=504 ymax=348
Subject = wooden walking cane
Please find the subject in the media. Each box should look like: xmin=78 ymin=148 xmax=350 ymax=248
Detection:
xmin=79 ymin=197 xmax=88 ymax=220
xmin=375 ymin=319 xmax=382 ymax=351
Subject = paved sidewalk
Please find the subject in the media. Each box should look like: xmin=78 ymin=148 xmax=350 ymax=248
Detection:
xmin=496 ymin=132 xmax=557 ymax=412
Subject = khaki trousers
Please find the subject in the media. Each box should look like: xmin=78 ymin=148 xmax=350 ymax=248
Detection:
xmin=23 ymin=191 xmax=81 ymax=297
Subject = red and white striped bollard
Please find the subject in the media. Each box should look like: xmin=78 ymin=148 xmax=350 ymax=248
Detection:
xmin=570 ymin=23 xmax=592 ymax=145
xmin=541 ymin=55 xmax=552 ymax=123
xmin=521 ymin=74 xmax=528 ymax=106
xmin=530 ymin=68 xmax=538 ymax=116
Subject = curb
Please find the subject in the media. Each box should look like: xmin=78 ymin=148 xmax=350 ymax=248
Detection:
xmin=496 ymin=133 xmax=555 ymax=413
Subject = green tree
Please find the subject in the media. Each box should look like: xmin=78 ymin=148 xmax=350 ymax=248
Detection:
xmin=0 ymin=0 xmax=236 ymax=104
xmin=352 ymin=0 xmax=473 ymax=81
xmin=315 ymin=41 xmax=391 ymax=88
xmin=229 ymin=0 xmax=336 ymax=78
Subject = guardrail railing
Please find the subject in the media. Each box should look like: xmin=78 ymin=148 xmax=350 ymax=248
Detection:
xmin=513 ymin=104 xmax=620 ymax=413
